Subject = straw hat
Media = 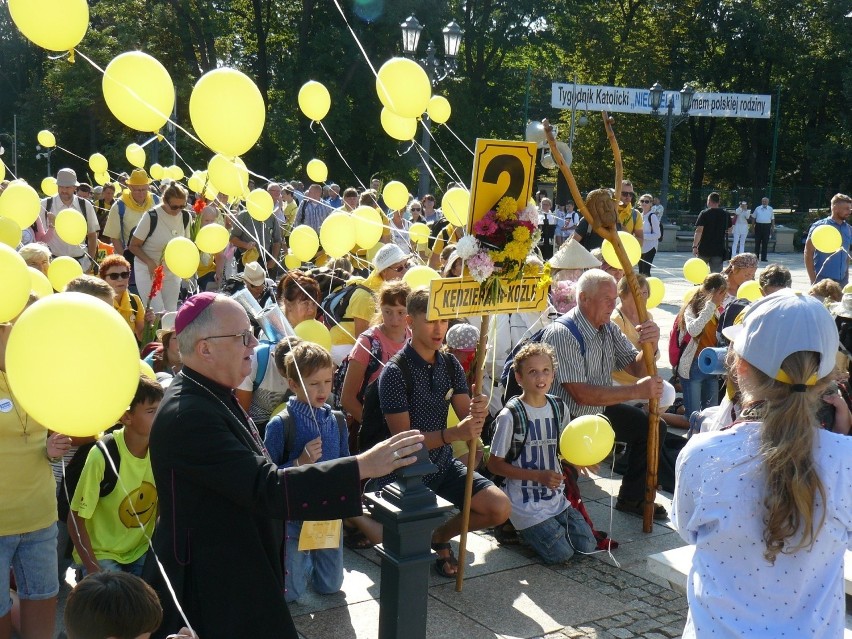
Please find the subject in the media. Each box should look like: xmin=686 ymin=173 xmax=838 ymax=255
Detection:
xmin=548 ymin=238 xmax=601 ymax=269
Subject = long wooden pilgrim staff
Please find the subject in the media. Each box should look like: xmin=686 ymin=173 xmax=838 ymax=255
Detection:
xmin=542 ymin=115 xmax=661 ymax=534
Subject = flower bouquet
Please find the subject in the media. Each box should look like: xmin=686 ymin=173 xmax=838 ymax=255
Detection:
xmin=140 ymin=264 xmax=165 ymax=347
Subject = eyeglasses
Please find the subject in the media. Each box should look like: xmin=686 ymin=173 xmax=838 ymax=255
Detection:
xmin=202 ymin=329 xmax=254 ymax=347
xmin=639 ymin=199 xmax=651 ymax=204
xmin=165 ymin=201 xmax=186 ymax=211
xmin=391 ymin=263 xmax=409 ymax=273
xmin=105 ymin=271 xmax=130 ymax=280
xmin=621 ymin=191 xmax=634 ymax=198
xmin=410 ymin=207 xmax=421 ymax=211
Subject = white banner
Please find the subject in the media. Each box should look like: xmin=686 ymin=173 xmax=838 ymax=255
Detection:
xmin=551 ymin=83 xmax=772 ymax=119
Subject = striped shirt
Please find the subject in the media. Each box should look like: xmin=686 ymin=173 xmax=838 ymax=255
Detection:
xmin=294 ymin=200 xmax=330 ymax=234
xmin=542 ymin=307 xmax=637 ymax=417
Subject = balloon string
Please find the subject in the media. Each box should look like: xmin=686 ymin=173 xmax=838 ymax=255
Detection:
xmin=1 ymin=158 xmax=18 ymax=181
xmin=411 ymin=138 xmax=466 ymax=192
xmin=443 ymin=123 xmax=475 ymax=156
xmin=423 ymin=124 xmax=468 ymax=188
xmin=409 ymin=144 xmax=445 ymax=195
xmin=318 ymin=122 xmax=367 ymax=190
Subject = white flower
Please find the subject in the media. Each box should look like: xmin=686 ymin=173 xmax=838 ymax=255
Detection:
xmin=455 ymin=234 xmax=480 ymax=259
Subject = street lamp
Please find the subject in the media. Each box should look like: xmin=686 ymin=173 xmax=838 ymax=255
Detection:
xmin=35 ymin=145 xmax=55 ymax=177
xmin=400 ymin=15 xmax=463 ymax=197
xmin=649 ymin=82 xmax=695 ymax=211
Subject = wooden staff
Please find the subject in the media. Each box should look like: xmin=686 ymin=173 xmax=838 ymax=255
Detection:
xmin=542 ymin=115 xmax=661 ymax=534
xmin=456 ymin=313 xmax=490 ymax=591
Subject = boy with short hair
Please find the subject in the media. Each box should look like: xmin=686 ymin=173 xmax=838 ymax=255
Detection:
xmin=68 ymin=376 xmax=163 ymax=576
xmin=64 ymin=572 xmax=162 ymax=639
xmin=487 ymin=343 xmax=596 ymax=563
xmin=263 ymin=341 xmax=349 ymax=603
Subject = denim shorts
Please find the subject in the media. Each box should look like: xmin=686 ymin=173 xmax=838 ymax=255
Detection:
xmin=0 ymin=523 xmax=59 ymax=615
xmin=518 ymin=508 xmax=597 ymax=564
xmin=425 ymin=459 xmax=493 ymax=509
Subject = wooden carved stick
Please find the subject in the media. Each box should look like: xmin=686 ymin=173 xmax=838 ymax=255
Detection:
xmin=542 ymin=116 xmax=661 ymax=534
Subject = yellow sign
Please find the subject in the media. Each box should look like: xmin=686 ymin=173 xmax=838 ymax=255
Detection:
xmin=468 ymin=139 xmax=538 ymax=234
xmin=298 ymin=519 xmax=342 ymax=551
xmin=427 ymin=277 xmax=548 ymax=320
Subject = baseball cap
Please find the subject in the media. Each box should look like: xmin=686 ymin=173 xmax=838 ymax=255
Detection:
xmin=722 ymin=289 xmax=839 ymax=383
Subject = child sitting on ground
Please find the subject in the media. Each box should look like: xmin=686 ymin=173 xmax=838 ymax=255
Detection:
xmin=68 ymin=375 xmax=163 ymax=576
xmin=263 ymin=342 xmax=349 ymax=603
xmin=486 ymin=343 xmax=597 ymax=563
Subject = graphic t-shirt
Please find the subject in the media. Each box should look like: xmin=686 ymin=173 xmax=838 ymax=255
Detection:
xmin=490 ymin=399 xmax=569 ymax=530
xmin=237 ymin=344 xmax=290 ymax=424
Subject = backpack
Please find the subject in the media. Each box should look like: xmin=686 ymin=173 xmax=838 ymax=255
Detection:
xmin=668 ymin=314 xmax=691 ymax=369
xmin=57 ymin=431 xmax=121 ymax=523
xmin=652 ymin=211 xmax=664 ymax=241
xmin=140 ymin=207 xmax=191 ymax=242
xmin=500 ymin=316 xmax=585 ymax=403
xmin=321 ymin=283 xmax=372 ymax=329
xmin=330 ymin=327 xmax=383 ymax=409
xmin=252 ymin=340 xmax=275 ymax=392
xmin=265 ymin=407 xmax=347 ymax=465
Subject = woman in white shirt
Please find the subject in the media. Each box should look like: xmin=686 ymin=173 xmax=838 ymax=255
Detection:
xmin=638 ymin=194 xmax=660 ymax=276
xmin=731 ymin=201 xmax=751 ymax=256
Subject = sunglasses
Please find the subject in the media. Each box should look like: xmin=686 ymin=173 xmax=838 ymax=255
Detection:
xmin=105 ymin=271 xmax=130 ymax=280
xmin=639 ymin=199 xmax=651 ymax=204
xmin=392 ymin=263 xmax=409 ymax=273
xmin=410 ymin=207 xmax=422 ymax=211
xmin=621 ymin=191 xmax=634 ymax=198
xmin=166 ymin=201 xmax=186 ymax=211
xmin=202 ymin=329 xmax=254 ymax=347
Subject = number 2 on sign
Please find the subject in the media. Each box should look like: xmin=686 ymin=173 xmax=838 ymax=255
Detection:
xmin=468 ymin=140 xmax=537 ymax=235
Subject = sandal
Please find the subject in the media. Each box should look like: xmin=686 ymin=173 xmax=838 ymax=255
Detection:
xmin=342 ymin=528 xmax=374 ymax=550
xmin=493 ymin=521 xmax=520 ymax=546
xmin=615 ymin=498 xmax=668 ymax=521
xmin=431 ymin=542 xmax=458 ymax=578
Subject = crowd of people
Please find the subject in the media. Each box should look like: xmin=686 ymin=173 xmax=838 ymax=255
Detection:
xmin=3 ymin=165 xmax=852 ymax=639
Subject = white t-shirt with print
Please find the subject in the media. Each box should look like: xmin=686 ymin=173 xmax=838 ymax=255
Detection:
xmin=131 ymin=205 xmax=192 ymax=262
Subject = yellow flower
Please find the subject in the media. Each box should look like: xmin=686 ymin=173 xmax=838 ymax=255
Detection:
xmin=496 ymin=196 xmax=518 ymax=221
xmin=513 ymin=226 xmax=531 ymax=243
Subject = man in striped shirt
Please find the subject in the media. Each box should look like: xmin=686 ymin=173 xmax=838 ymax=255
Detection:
xmin=541 ymin=269 xmax=668 ymax=519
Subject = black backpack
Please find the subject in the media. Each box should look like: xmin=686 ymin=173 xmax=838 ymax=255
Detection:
xmin=653 ymin=211 xmax=664 ymax=241
xmin=140 ymin=207 xmax=191 ymax=242
xmin=265 ymin=406 xmax=347 ymax=464
xmin=321 ymin=283 xmax=372 ymax=328
xmin=330 ymin=327 xmax=383 ymax=410
xmin=57 ymin=431 xmax=121 ymax=522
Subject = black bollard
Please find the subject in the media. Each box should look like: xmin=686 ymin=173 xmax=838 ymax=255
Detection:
xmin=365 ymin=447 xmax=453 ymax=639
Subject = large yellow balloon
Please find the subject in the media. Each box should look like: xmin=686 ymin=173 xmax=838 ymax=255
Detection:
xmin=284 ymin=253 xmax=302 ymax=270
xmin=190 ymin=68 xmax=265 ymax=157
xmin=376 ymin=57 xmax=431 ymax=118
xmin=294 ymin=319 xmax=332 ymax=352
xmin=126 ymin=143 xmax=146 ymax=168
xmin=403 ymin=265 xmax=440 ymax=289
xmin=164 ymin=237 xmax=200 ymax=279
xmin=28 ymin=266 xmax=53 ymax=298
xmin=427 ymin=95 xmax=452 ymax=124
xmin=380 ymin=108 xmax=417 ymax=141
xmin=0 ymin=162 xmax=4 ymax=182
xmin=409 ymin=222 xmax=430 ymax=245
xmin=103 ymin=52 xmax=175 ymax=133
xmin=382 ymin=181 xmax=408 ymax=211
xmin=89 ymin=153 xmax=108 ymax=175
xmin=683 ymin=257 xmax=710 ymax=284
xmin=54 ymin=209 xmax=88 ymax=245
xmin=737 ymin=280 xmax=762 ymax=302
xmin=0 ymin=217 xmax=22 ymax=248
xmin=149 ymin=163 xmax=165 ymax=181
xmin=47 ymin=256 xmax=83 ymax=292
xmin=601 ymin=231 xmax=642 ymax=268
xmin=298 ymin=81 xmax=331 ymax=122
xmin=195 ymin=223 xmax=230 ymax=254
xmin=207 ymin=155 xmax=249 ymax=197
xmin=140 ymin=360 xmax=157 ymax=380
xmin=246 ymin=188 xmax=273 ymax=221
xmin=37 ymin=130 xmax=56 ymax=148
xmin=8 ymin=0 xmax=88 ymax=52
xmin=442 ymin=188 xmax=470 ymax=227
xmin=646 ymin=276 xmax=665 ymax=309
xmin=0 ymin=244 xmax=31 ymax=322
xmin=94 ymin=172 xmax=111 ymax=186
xmin=320 ymin=213 xmax=356 ymax=258
xmin=0 ymin=182 xmax=41 ymax=228
xmin=352 ymin=205 xmax=383 ymax=250
xmin=559 ymin=414 xmax=615 ymax=466
xmin=167 ymin=165 xmax=185 ymax=181
xmin=306 ymin=159 xmax=328 ymax=183
xmin=289 ymin=225 xmax=320 ymax=262
xmin=811 ymin=225 xmax=842 ymax=254
xmin=6 ymin=292 xmax=140 ymax=436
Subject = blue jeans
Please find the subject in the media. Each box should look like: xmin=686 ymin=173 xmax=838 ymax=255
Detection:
xmin=0 ymin=524 xmax=59 ymax=616
xmin=82 ymin=554 xmax=146 ymax=577
xmin=284 ymin=521 xmax=344 ymax=603
xmin=681 ymin=357 xmax=719 ymax=418
xmin=518 ymin=508 xmax=597 ymax=564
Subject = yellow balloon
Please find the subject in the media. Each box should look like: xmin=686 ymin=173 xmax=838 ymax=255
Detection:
xmin=737 ymin=280 xmax=762 ymax=302
xmin=47 ymin=255 xmax=83 ymax=291
xmin=442 ymin=188 xmax=470 ymax=227
xmin=294 ymin=319 xmax=332 ymax=352
xmin=376 ymin=57 xmax=431 ymax=118
xmin=306 ymin=159 xmax=328 ymax=183
xmin=559 ymin=414 xmax=615 ymax=466
xmin=810 ymin=225 xmax=842 ymax=254
xmin=126 ymin=143 xmax=146 ymax=168
xmin=427 ymin=95 xmax=452 ymax=124
xmin=320 ymin=213 xmax=356 ymax=258
xmin=37 ymin=130 xmax=56 ymax=148
xmin=352 ymin=205 xmax=383 ymax=250
xmin=195 ymin=223 xmax=230 ymax=254
xmin=0 ymin=244 xmax=31 ymax=322
xmin=28 ymin=266 xmax=53 ymax=298
xmin=207 ymin=154 xmax=248 ymax=197
xmin=409 ymin=222 xmax=430 ymax=245
xmin=646 ymin=276 xmax=665 ymax=309
xmin=380 ymin=107 xmax=417 ymax=141
xmin=6 ymin=292 xmax=139 ymax=436
xmin=103 ymin=51 xmax=174 ymax=133
xmin=89 ymin=153 xmax=108 ymax=175
xmin=683 ymin=285 xmax=699 ymax=303
xmin=149 ymin=163 xmax=165 ymax=181
xmin=54 ymin=209 xmax=88 ymax=245
xmin=0 ymin=162 xmax=4 ymax=181
xmin=298 ymin=81 xmax=331 ymax=121
xmin=0 ymin=217 xmax=22 ymax=248
xmin=382 ymin=181 xmax=408 ymax=211
xmin=403 ymin=265 xmax=440 ymax=289
xmin=190 ymin=68 xmax=265 ymax=157
xmin=8 ymin=0 xmax=88 ymax=52
xmin=683 ymin=257 xmax=710 ymax=284
xmin=0 ymin=182 xmax=41 ymax=228
xmin=246 ymin=188 xmax=273 ymax=221
xmin=95 ymin=172 xmax=111 ymax=186
xmin=140 ymin=360 xmax=157 ymax=380
xmin=284 ymin=253 xmax=302 ymax=270
xmin=601 ymin=231 xmax=642 ymax=269
xmin=290 ymin=225 xmax=320 ymax=262
xmin=164 ymin=237 xmax=200 ymax=279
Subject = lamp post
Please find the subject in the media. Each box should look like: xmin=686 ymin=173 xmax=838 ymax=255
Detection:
xmin=649 ymin=82 xmax=695 ymax=211
xmin=35 ymin=145 xmax=55 ymax=177
xmin=400 ymin=15 xmax=463 ymax=197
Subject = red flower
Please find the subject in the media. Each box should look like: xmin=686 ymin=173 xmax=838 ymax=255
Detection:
xmin=149 ymin=265 xmax=164 ymax=302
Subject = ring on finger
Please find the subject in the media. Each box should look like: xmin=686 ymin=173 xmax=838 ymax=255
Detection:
xmin=392 ymin=450 xmax=400 ymax=460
